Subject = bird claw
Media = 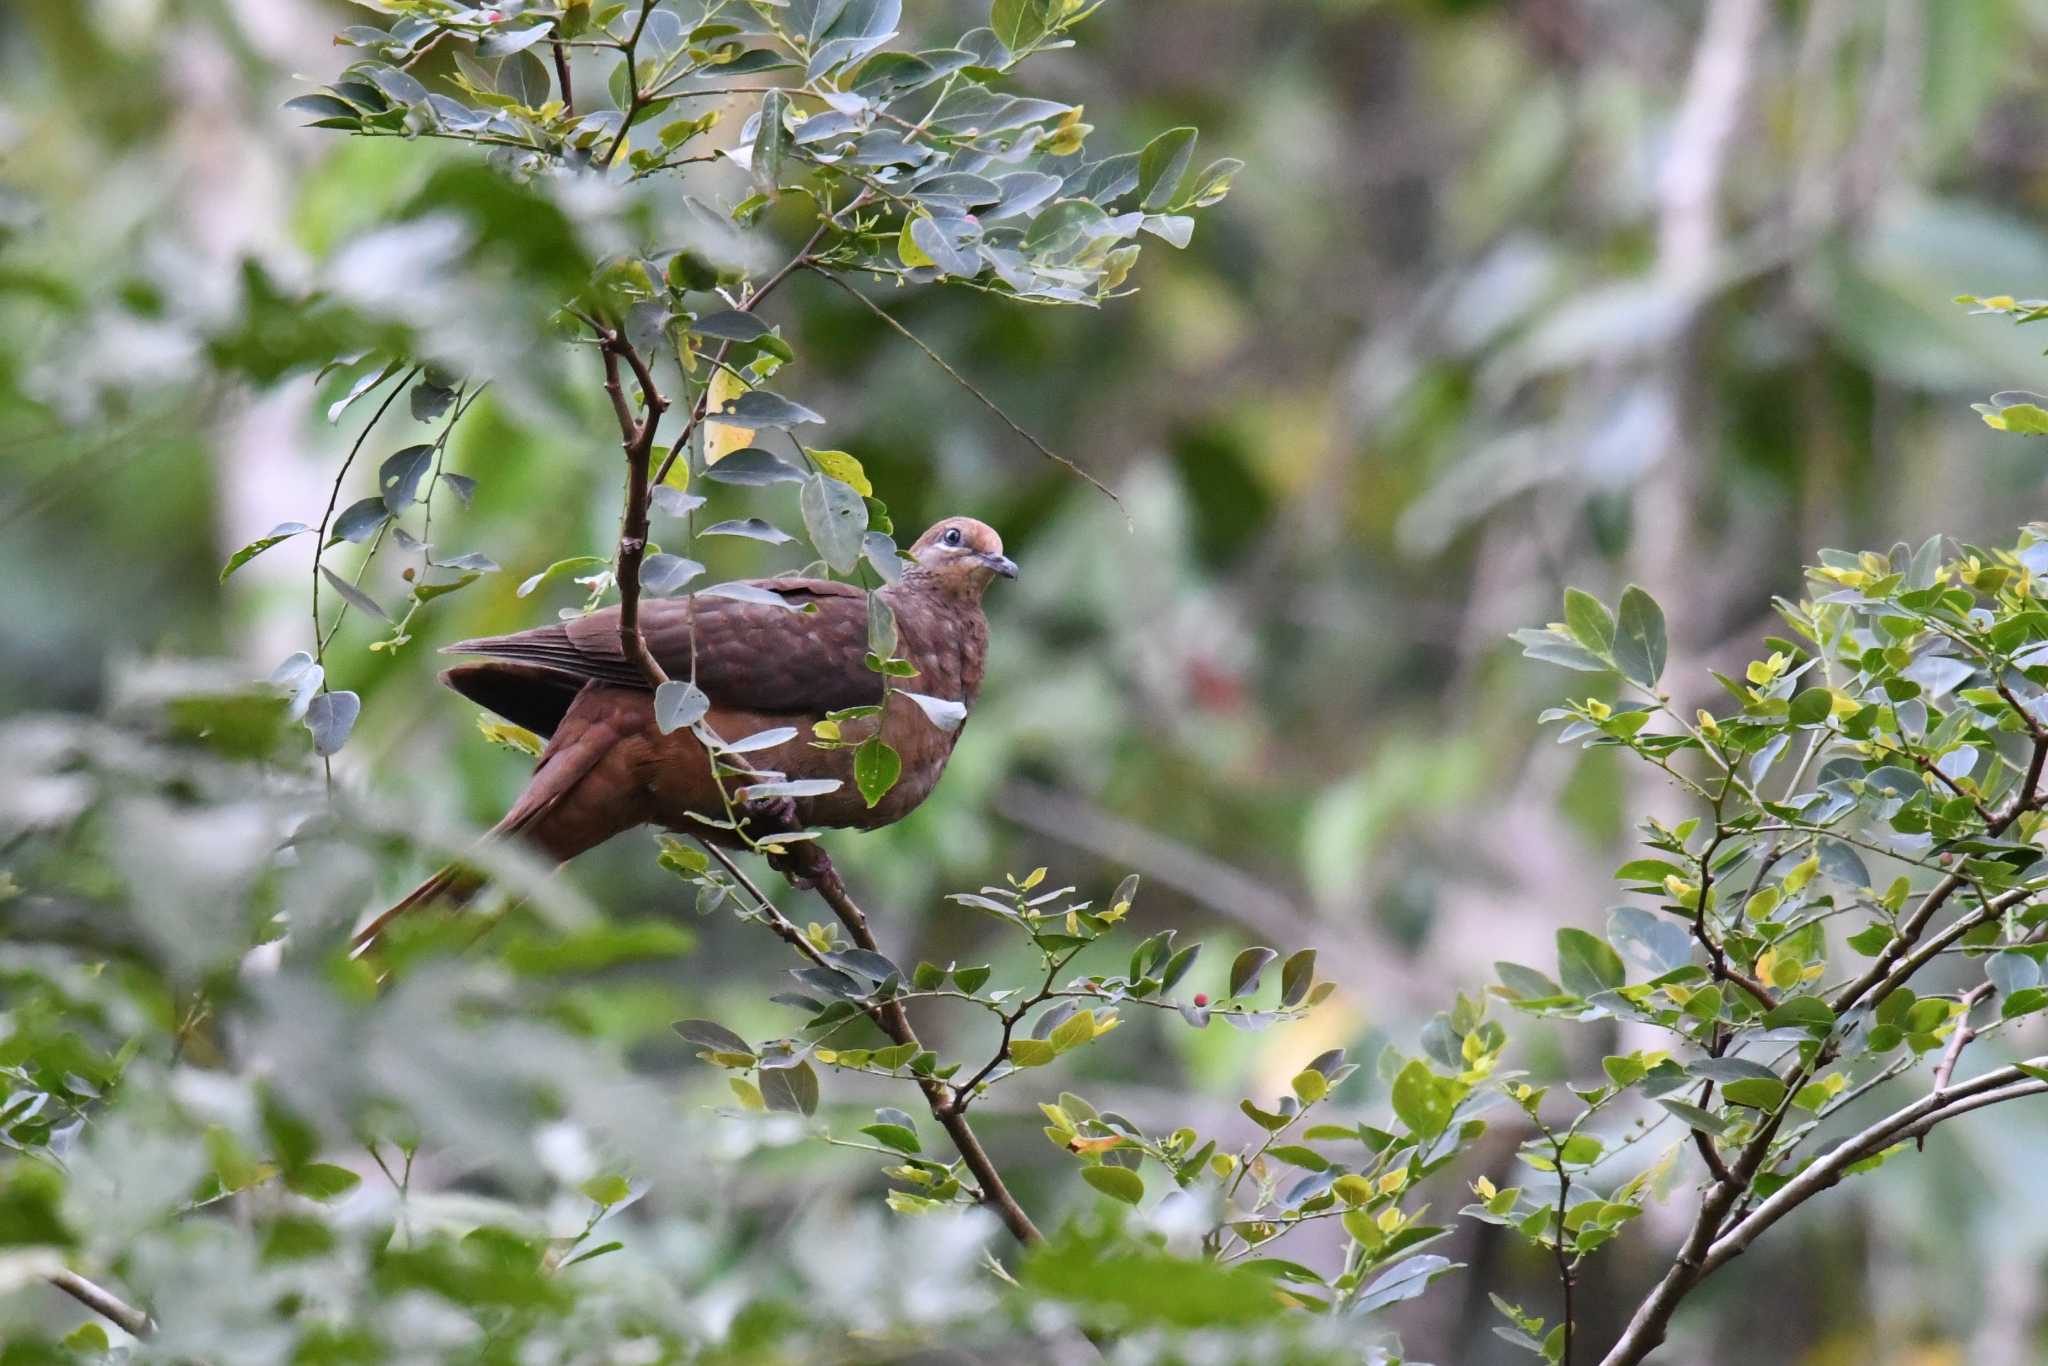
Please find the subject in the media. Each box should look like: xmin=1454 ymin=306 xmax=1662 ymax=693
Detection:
xmin=741 ymin=794 xmax=800 ymax=836
xmin=741 ymin=796 xmax=814 ymax=887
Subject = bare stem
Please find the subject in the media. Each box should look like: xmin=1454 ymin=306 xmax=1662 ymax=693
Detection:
xmin=786 ymin=842 xmax=1043 ymax=1246
xmin=47 ymin=1269 xmax=152 ymax=1338
xmin=806 ymin=265 xmax=1125 ymax=512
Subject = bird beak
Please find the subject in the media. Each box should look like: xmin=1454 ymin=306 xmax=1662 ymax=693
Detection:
xmin=980 ymin=553 xmax=1019 ymax=580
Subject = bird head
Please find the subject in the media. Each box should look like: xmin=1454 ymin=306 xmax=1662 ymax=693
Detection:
xmin=905 ymin=517 xmax=1017 ymax=597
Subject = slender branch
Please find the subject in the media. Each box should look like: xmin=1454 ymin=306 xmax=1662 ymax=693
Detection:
xmin=1830 ymin=738 xmax=2048 ymax=1013
xmin=648 ymin=217 xmax=837 ymax=488
xmin=1554 ymin=1158 xmax=1576 ymax=1366
xmin=551 ymin=38 xmax=575 ymax=115
xmin=599 ymin=0 xmax=662 ymax=169
xmin=585 ymin=317 xmax=673 ymax=688
xmin=1698 ymin=1063 xmax=2048 ymax=1280
xmin=47 ymin=1269 xmax=151 ymax=1338
xmin=695 ymin=840 xmax=833 ymax=971
xmin=786 ymin=842 xmax=1043 ymax=1246
xmin=1603 ymin=1057 xmax=2048 ymax=1365
xmin=1931 ymin=980 xmax=1995 ymax=1095
xmin=806 ymin=264 xmax=1125 ymax=511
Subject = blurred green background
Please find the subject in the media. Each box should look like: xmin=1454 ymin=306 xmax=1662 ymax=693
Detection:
xmin=7 ymin=1 xmax=2048 ymax=1360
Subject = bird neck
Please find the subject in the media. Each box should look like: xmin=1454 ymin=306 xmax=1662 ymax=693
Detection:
xmin=881 ymin=575 xmax=989 ymax=702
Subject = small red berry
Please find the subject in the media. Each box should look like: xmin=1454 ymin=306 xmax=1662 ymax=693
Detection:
xmin=1193 ymin=993 xmax=1209 ymax=1007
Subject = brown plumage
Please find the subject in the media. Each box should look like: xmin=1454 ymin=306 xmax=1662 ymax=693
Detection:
xmin=357 ymin=517 xmax=1016 ymax=946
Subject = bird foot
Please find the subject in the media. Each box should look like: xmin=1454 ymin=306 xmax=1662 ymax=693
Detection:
xmin=742 ymin=796 xmax=813 ymax=887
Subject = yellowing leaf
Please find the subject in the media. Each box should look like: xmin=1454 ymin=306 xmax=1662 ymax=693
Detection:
xmin=478 ymin=715 xmax=544 ymax=757
xmin=808 ymin=449 xmax=872 ymax=495
xmin=897 ymin=215 xmax=935 ymax=268
xmin=705 ymin=369 xmax=753 ymax=465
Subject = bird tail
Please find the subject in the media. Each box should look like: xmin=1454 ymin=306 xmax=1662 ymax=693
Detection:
xmin=349 ymin=863 xmax=489 ymax=956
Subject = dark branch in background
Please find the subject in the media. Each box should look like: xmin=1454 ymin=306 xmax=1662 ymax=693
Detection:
xmin=47 ymin=1269 xmax=151 ymax=1339
xmin=805 ymin=265 xmax=1125 ymax=512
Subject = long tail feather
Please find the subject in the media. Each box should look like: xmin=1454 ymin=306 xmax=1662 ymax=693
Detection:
xmin=349 ymin=863 xmax=487 ymax=955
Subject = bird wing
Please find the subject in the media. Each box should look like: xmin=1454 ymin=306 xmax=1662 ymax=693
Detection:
xmin=444 ymin=577 xmax=885 ymax=716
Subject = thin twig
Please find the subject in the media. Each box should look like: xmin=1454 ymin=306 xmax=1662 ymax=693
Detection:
xmin=787 ymin=843 xmax=1043 ymax=1246
xmin=551 ymin=38 xmax=575 ymax=115
xmin=1931 ymin=980 xmax=1995 ymax=1095
xmin=806 ymin=264 xmax=1125 ymax=512
xmin=648 ymin=217 xmax=836 ymax=488
xmin=598 ymin=0 xmax=662 ymax=169
xmin=46 ymin=1269 xmax=151 ymax=1338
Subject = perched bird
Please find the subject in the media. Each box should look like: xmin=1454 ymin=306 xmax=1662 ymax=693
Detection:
xmin=358 ymin=517 xmax=1016 ymax=945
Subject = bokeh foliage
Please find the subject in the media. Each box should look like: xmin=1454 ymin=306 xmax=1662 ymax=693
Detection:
xmin=12 ymin=0 xmax=2048 ymax=1362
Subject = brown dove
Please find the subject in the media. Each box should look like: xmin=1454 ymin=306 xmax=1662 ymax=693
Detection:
xmin=356 ymin=517 xmax=1015 ymax=946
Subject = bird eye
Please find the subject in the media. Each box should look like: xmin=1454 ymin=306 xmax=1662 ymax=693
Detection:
xmin=943 ymin=527 xmax=963 ymax=546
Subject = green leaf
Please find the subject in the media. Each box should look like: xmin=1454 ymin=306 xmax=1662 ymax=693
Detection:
xmin=221 ymin=522 xmax=310 ymax=582
xmin=1081 ymin=1164 xmax=1145 ymax=1205
xmin=760 ymin=1059 xmax=820 ymax=1116
xmin=1512 ymin=627 xmax=1611 ymax=673
xmin=801 ymin=473 xmax=869 ymax=574
xmin=990 ymin=0 xmax=1054 ymax=52
xmin=1555 ymin=928 xmax=1625 ymax=997
xmin=1613 ymin=586 xmax=1667 ymax=688
xmin=1266 ymin=1144 xmax=1328 ymax=1170
xmin=1161 ymin=942 xmax=1202 ymax=992
xmin=655 ymin=680 xmax=710 ymax=734
xmin=674 ymin=1019 xmax=753 ymax=1055
xmin=1788 ymin=687 xmax=1834 ymax=726
xmin=1229 ymin=946 xmax=1278 ymax=997
xmin=284 ymin=1162 xmax=362 ymax=1201
xmin=320 ymin=565 xmax=392 ymax=623
xmin=1557 ymin=1135 xmax=1602 ymax=1166
xmin=304 ymin=690 xmax=361 ymax=757
xmin=1391 ymin=1059 xmax=1456 ymax=1140
xmin=753 ymin=89 xmax=788 ymax=193
xmin=854 ymin=736 xmax=902 ymax=808
xmin=860 ymin=1123 xmax=922 ymax=1154
xmin=1562 ymin=588 xmax=1615 ymax=657
xmin=1135 ymin=126 xmax=1198 ymax=212
xmin=1657 ymin=1098 xmax=1732 ymax=1137
xmin=1010 ymin=1038 xmax=1056 ymax=1067
xmin=516 ymin=555 xmax=607 ymax=598
xmin=1279 ymin=948 xmax=1317 ymax=1007
xmin=1354 ymin=1254 xmax=1461 ymax=1317
xmin=378 ymin=444 xmax=435 ymax=513
xmin=579 ymin=1174 xmax=632 ymax=1206
xmin=1762 ymin=996 xmax=1836 ymax=1034
xmin=1721 ymin=1078 xmax=1788 ymax=1110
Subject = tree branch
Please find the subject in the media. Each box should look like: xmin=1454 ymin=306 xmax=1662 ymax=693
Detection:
xmin=1602 ymin=1057 xmax=2048 ymax=1365
xmin=647 ymin=217 xmax=837 ymax=489
xmin=806 ymin=265 xmax=1125 ymax=512
xmin=1830 ymin=735 xmax=2048 ymax=1013
xmin=786 ymin=842 xmax=1043 ymax=1246
xmin=1698 ymin=1063 xmax=2048 ymax=1280
xmin=590 ymin=321 xmax=673 ymax=689
xmin=1930 ymin=981 xmax=1994 ymax=1096
xmin=551 ymin=38 xmax=575 ymax=116
xmin=47 ymin=1269 xmax=151 ymax=1338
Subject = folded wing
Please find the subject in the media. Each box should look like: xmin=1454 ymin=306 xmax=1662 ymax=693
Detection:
xmin=442 ymin=578 xmax=884 ymax=734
